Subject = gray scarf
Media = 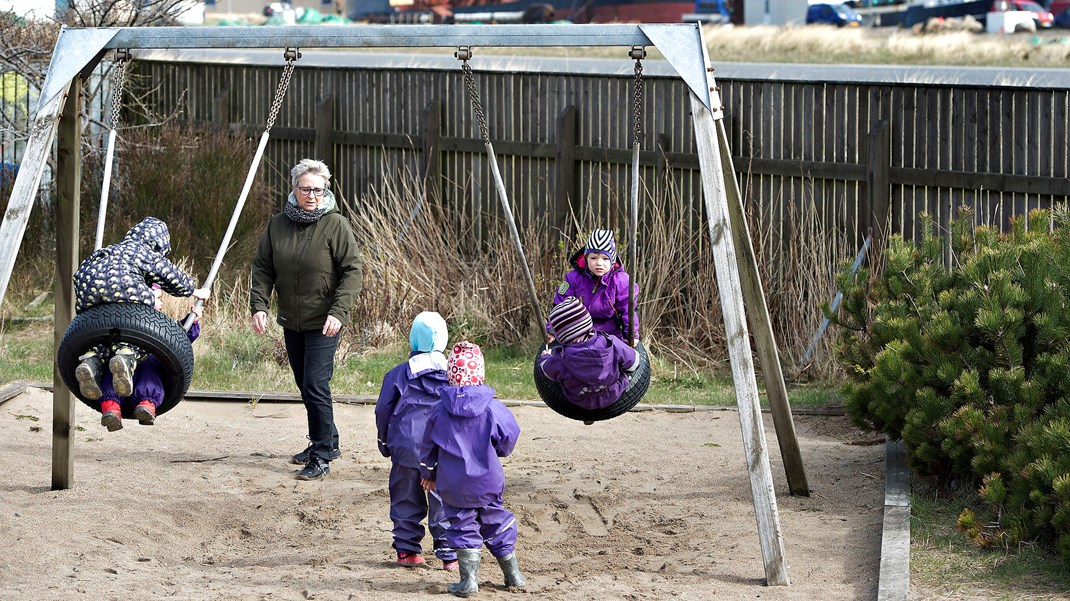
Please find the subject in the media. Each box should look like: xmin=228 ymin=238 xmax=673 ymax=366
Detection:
xmin=283 ymin=190 xmax=337 ymax=224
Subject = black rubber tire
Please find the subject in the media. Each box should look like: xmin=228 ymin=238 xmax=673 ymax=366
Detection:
xmin=533 ymin=341 xmax=651 ymax=422
xmin=56 ymin=302 xmax=194 ymax=418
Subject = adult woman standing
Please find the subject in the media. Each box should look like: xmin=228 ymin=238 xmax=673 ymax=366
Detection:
xmin=250 ymin=159 xmax=362 ymax=481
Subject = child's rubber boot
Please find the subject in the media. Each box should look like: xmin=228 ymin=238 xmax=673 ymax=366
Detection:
xmin=134 ymin=400 xmax=156 ymax=425
xmin=109 ymin=348 xmax=137 ymax=398
xmin=442 ymin=558 xmax=459 ymax=572
xmin=448 ymin=548 xmax=481 ymax=597
xmin=496 ymin=552 xmax=526 ymax=589
xmin=75 ymin=353 xmax=103 ymax=400
xmin=100 ymin=400 xmax=123 ymax=432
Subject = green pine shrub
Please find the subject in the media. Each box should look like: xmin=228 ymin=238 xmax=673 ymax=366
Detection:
xmin=833 ymin=206 xmax=1070 ymax=560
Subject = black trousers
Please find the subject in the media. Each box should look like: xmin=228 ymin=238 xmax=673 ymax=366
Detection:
xmin=283 ymin=328 xmax=340 ymax=463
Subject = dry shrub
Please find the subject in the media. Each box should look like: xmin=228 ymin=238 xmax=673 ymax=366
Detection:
xmin=79 ymin=124 xmax=277 ymax=281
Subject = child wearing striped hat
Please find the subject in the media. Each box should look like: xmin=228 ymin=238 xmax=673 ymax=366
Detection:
xmin=539 ymin=296 xmax=640 ymax=411
xmin=547 ymin=228 xmax=639 ymax=344
xmin=419 ymin=342 xmax=526 ymax=596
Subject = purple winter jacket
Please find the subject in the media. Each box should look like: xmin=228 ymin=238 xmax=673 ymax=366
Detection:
xmin=538 ymin=332 xmax=639 ymax=410
xmin=374 ymin=353 xmax=450 ymax=469
xmin=548 ymin=251 xmax=639 ymax=341
xmin=419 ymin=384 xmax=521 ymax=509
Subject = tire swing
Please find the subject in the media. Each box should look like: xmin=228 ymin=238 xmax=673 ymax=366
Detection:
xmin=455 ymin=47 xmax=651 ymax=424
xmin=56 ymin=48 xmax=301 ymax=418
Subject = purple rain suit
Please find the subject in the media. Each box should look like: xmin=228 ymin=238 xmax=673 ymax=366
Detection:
xmin=419 ymin=384 xmax=522 ymax=555
xmin=538 ymin=331 xmax=639 ymax=410
xmin=548 ymin=249 xmax=639 ymax=341
xmin=374 ymin=354 xmax=455 ymax=560
xmin=98 ymin=316 xmax=199 ymax=413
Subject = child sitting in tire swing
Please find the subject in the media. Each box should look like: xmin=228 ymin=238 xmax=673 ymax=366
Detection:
xmin=538 ymin=296 xmax=640 ymax=411
xmin=71 ymin=217 xmax=210 ymax=427
xmin=547 ymin=228 xmax=639 ymax=345
xmin=94 ymin=286 xmax=203 ymax=431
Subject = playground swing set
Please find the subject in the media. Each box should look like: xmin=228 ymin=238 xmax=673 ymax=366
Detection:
xmin=0 ymin=23 xmax=807 ymax=586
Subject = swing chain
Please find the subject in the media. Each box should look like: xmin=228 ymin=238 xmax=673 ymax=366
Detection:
xmin=457 ymin=48 xmax=490 ymax=144
xmin=631 ymin=47 xmax=645 ymax=149
xmin=110 ymin=50 xmax=130 ymax=130
xmin=265 ymin=48 xmax=300 ymax=133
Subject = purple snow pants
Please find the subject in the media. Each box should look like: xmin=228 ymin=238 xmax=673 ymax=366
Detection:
xmin=441 ymin=495 xmax=518 ymax=557
xmin=389 ymin=464 xmax=456 ymax=560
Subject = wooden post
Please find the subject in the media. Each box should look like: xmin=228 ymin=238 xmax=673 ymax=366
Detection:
xmin=555 ymin=105 xmax=577 ymax=235
xmin=421 ymin=98 xmax=442 ymax=207
xmin=718 ymin=118 xmax=810 ymax=498
xmin=314 ymin=93 xmax=335 ymax=166
xmin=53 ymin=79 xmax=82 ymax=491
xmin=866 ymin=119 xmax=890 ymax=258
xmin=691 ymin=92 xmax=790 ymax=586
xmin=212 ymin=89 xmax=230 ymax=130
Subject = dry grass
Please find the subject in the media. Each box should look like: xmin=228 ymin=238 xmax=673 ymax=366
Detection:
xmin=701 ymin=24 xmax=1070 ymax=68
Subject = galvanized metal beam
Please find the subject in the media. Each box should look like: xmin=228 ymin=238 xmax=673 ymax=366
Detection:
xmin=45 ymin=24 xmax=716 ymax=111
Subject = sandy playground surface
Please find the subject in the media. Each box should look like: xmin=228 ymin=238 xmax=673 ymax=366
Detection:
xmin=1 ymin=386 xmax=886 ymax=600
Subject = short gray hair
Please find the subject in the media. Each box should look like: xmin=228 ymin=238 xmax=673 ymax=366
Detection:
xmin=290 ymin=159 xmax=331 ymax=187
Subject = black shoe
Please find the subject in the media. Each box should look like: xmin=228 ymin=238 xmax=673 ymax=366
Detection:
xmin=291 ymin=444 xmax=341 ymax=465
xmin=297 ymin=459 xmax=330 ymax=481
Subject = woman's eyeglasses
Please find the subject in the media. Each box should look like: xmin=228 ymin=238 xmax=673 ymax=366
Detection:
xmin=297 ymin=186 xmax=326 ymax=197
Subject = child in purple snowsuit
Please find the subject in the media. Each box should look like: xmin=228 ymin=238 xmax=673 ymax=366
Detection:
xmin=98 ymin=288 xmax=202 ymax=432
xmin=539 ymin=296 xmax=639 ymax=411
xmin=419 ymin=341 xmax=526 ymax=597
xmin=548 ymin=228 xmax=639 ymax=344
xmin=375 ymin=311 xmax=458 ymax=571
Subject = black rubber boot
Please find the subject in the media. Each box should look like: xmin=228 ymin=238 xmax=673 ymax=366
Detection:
xmin=496 ymin=552 xmax=526 ymax=589
xmin=448 ymin=548 xmax=481 ymax=597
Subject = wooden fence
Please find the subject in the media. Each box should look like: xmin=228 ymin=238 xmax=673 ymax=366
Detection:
xmin=133 ymin=51 xmax=1070 ymax=241
xmin=130 ymin=51 xmax=1070 ymax=324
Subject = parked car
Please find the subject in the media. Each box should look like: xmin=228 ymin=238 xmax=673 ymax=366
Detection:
xmin=993 ymin=0 xmax=1055 ymax=27
xmin=806 ymin=2 xmax=863 ymax=25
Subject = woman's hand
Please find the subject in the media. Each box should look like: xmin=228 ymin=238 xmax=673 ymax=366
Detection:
xmin=322 ymin=315 xmax=342 ymax=337
xmin=252 ymin=311 xmax=268 ymax=335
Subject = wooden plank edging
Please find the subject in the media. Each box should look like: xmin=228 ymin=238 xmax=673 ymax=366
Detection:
xmin=877 ymin=439 xmax=910 ymax=601
xmin=3 ymin=381 xmax=845 ymax=416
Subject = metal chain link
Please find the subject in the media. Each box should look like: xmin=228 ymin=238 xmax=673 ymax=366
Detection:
xmin=110 ymin=53 xmax=129 ymax=130
xmin=632 ymin=56 xmax=643 ymax=149
xmin=265 ymin=50 xmax=299 ymax=133
xmin=461 ymin=60 xmax=491 ymax=144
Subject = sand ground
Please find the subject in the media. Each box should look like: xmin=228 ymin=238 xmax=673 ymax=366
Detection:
xmin=0 ymin=387 xmax=885 ymax=600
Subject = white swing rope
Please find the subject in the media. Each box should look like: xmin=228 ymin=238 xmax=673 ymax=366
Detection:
xmin=182 ymin=48 xmax=300 ymax=331
xmin=627 ymin=46 xmax=644 ymax=348
xmin=94 ymin=49 xmax=130 ymax=252
xmin=458 ymin=48 xmax=551 ymax=344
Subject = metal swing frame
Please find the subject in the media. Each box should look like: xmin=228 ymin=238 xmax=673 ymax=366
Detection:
xmin=0 ymin=23 xmax=804 ymax=586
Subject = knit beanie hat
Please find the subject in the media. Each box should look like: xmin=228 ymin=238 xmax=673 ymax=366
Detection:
xmin=547 ymin=297 xmax=594 ymax=344
xmin=448 ymin=341 xmax=485 ymax=386
xmin=410 ymin=311 xmax=449 ymax=353
xmin=585 ymin=229 xmax=617 ymax=264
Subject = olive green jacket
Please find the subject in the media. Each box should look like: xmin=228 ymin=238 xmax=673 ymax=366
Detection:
xmin=250 ymin=204 xmax=362 ymax=332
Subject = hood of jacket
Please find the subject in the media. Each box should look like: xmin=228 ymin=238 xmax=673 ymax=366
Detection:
xmin=556 ymin=334 xmax=621 ymax=385
xmin=407 ymin=351 xmax=449 ymax=395
xmin=123 ymin=216 xmax=171 ymax=255
xmin=439 ymin=383 xmax=496 ymax=418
